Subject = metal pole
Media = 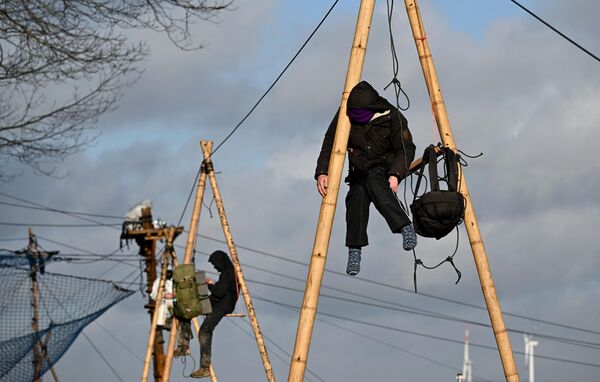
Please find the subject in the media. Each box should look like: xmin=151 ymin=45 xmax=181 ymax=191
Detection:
xmin=200 ymin=141 xmax=276 ymax=382
xmin=403 ymin=1 xmax=519 ymax=381
xmin=288 ymin=1 xmax=376 ymax=381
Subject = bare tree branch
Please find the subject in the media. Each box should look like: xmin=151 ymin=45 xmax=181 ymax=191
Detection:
xmin=0 ymin=0 xmax=232 ymax=180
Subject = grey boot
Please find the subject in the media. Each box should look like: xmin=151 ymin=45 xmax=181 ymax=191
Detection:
xmin=346 ymin=248 xmax=362 ymax=276
xmin=401 ymin=224 xmax=417 ymax=251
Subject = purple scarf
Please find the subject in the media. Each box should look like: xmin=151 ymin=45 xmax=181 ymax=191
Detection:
xmin=347 ymin=107 xmax=375 ymax=124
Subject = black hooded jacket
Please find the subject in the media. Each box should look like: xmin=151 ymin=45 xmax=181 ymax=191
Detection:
xmin=208 ymin=250 xmax=238 ymax=314
xmin=315 ymin=81 xmax=416 ymax=180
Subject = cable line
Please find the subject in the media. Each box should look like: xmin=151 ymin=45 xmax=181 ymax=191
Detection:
xmin=0 ymin=222 xmax=121 ymax=227
xmin=194 ymin=233 xmax=600 ymax=336
xmin=508 ymin=0 xmax=600 ymax=62
xmin=175 ymin=0 xmax=341 ymax=224
xmin=238 ymin=274 xmax=600 ymax=351
xmin=0 ymin=192 xmax=122 ymax=230
xmin=228 ymin=318 xmax=325 ymax=382
xmin=196 ymin=252 xmax=600 ymax=353
xmin=81 ymin=331 xmax=126 ymax=382
xmin=254 ymin=295 xmax=600 ymax=369
xmin=0 ymin=199 xmax=123 ymax=219
xmin=210 ymin=0 xmax=341 ymax=156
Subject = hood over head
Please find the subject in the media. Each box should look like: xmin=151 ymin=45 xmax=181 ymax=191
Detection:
xmin=347 ymin=81 xmax=393 ymax=112
xmin=209 ymin=250 xmax=233 ymax=272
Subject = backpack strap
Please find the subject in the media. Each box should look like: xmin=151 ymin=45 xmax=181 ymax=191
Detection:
xmin=443 ymin=147 xmax=460 ymax=192
xmin=427 ymin=146 xmax=440 ymax=192
xmin=412 ymin=144 xmax=441 ymax=204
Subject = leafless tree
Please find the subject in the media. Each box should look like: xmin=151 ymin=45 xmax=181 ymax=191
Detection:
xmin=0 ymin=0 xmax=231 ymax=179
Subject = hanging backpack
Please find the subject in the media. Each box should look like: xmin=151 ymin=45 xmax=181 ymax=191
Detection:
xmin=172 ymin=264 xmax=204 ymax=320
xmin=410 ymin=145 xmax=466 ymax=239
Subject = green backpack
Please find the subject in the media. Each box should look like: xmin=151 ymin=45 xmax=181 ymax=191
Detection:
xmin=173 ymin=264 xmax=203 ymax=320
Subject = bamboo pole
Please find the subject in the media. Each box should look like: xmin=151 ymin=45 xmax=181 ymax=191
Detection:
xmin=183 ymin=141 xmax=211 ymax=264
xmin=161 ymin=148 xmax=210 ymax=382
xmin=141 ymin=229 xmax=174 ymax=382
xmin=200 ymin=141 xmax=276 ymax=382
xmin=287 ymin=1 xmax=376 ymax=381
xmin=403 ymin=1 xmax=519 ymax=381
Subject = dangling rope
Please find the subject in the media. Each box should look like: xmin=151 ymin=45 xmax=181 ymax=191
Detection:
xmin=384 ymin=0 xmax=416 ymax=222
xmin=384 ymin=0 xmax=410 ymax=111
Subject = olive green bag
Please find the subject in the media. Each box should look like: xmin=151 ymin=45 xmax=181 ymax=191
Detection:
xmin=173 ymin=264 xmax=203 ymax=320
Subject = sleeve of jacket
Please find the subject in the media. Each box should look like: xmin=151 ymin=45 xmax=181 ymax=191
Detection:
xmin=314 ymin=109 xmax=340 ymax=179
xmin=150 ymin=278 xmax=159 ymax=301
xmin=388 ymin=110 xmax=416 ymax=181
xmin=208 ymin=273 xmax=229 ymax=298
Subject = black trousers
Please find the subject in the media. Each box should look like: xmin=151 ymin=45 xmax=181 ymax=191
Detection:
xmin=199 ymin=309 xmax=226 ymax=368
xmin=345 ymin=166 xmax=411 ymax=248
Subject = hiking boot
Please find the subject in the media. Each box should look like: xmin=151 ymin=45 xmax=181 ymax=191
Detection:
xmin=401 ymin=224 xmax=417 ymax=251
xmin=190 ymin=367 xmax=211 ymax=378
xmin=346 ymin=248 xmax=362 ymax=276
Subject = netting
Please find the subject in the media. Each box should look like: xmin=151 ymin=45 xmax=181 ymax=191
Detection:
xmin=0 ymin=250 xmax=134 ymax=381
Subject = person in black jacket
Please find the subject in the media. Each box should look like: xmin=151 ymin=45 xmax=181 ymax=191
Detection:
xmin=315 ymin=81 xmax=417 ymax=276
xmin=190 ymin=250 xmax=239 ymax=378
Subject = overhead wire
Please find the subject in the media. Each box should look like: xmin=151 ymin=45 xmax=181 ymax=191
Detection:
xmin=196 ymin=249 xmax=600 ymax=352
xmin=253 ymin=295 xmax=600 ymax=369
xmin=258 ymin=288 xmax=494 ymax=381
xmin=0 ymin=222 xmax=121 ymax=227
xmin=175 ymin=0 xmax=342 ymax=225
xmin=209 ymin=0 xmax=341 ymax=157
xmin=508 ymin=0 xmax=600 ymax=63
xmin=242 ymin=276 xmax=600 ymax=351
xmin=193 ymin=232 xmax=600 ymax=336
xmin=5 ymin=195 xmax=600 ymax=345
xmin=227 ymin=317 xmax=325 ymax=382
xmin=0 ymin=192 xmax=123 ymax=230
xmin=0 ymin=199 xmax=123 ymax=220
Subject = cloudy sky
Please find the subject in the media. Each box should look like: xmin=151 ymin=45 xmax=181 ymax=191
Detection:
xmin=1 ymin=0 xmax=599 ymax=381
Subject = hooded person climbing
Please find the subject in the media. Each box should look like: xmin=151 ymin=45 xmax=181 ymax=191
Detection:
xmin=190 ymin=250 xmax=238 ymax=379
xmin=315 ymin=80 xmax=417 ymax=276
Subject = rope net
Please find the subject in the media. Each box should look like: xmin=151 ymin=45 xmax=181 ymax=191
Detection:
xmin=0 ymin=250 xmax=134 ymax=381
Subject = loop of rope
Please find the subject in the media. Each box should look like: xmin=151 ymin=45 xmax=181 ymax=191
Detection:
xmin=411 ymin=218 xmax=463 ymax=293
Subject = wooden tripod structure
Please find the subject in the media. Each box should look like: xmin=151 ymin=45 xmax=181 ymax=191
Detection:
xmin=141 ymin=141 xmax=275 ymax=382
xmin=288 ymin=1 xmax=519 ymax=381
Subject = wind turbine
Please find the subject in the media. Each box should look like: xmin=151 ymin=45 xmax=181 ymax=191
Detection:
xmin=462 ymin=329 xmax=472 ymax=382
xmin=524 ymin=334 xmax=539 ymax=382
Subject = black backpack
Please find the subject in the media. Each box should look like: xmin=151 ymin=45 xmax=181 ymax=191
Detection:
xmin=410 ymin=145 xmax=465 ymax=239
